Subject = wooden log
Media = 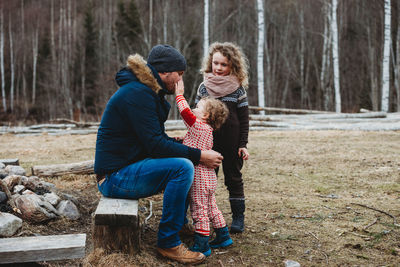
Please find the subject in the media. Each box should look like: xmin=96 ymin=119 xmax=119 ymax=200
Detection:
xmin=249 ymin=106 xmax=332 ymax=114
xmin=0 ymin=233 xmax=86 ymax=264
xmin=31 ymin=160 xmax=94 ymax=177
xmin=0 ymin=158 xmax=19 ymax=166
xmin=93 ymin=196 xmax=140 ymax=254
xmin=50 ymin=118 xmax=100 ymax=128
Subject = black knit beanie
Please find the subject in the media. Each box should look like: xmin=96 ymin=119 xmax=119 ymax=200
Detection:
xmin=147 ymin=45 xmax=187 ymax=73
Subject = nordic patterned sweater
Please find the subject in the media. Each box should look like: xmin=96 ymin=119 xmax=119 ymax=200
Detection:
xmin=195 ymin=83 xmax=249 ymax=148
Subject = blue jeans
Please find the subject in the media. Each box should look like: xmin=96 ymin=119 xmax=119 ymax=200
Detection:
xmin=97 ymin=158 xmax=194 ymax=248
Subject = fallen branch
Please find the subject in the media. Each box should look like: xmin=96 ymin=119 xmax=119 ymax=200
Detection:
xmin=364 ymin=217 xmax=379 ymax=231
xmin=218 ymin=260 xmax=225 ymax=267
xmin=0 ymin=179 xmax=21 ymax=214
xmin=350 ymin=203 xmax=398 ymax=226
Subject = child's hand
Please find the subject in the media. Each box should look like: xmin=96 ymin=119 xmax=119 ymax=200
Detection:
xmin=175 ymin=80 xmax=184 ymax=95
xmin=238 ymin=147 xmax=249 ymax=160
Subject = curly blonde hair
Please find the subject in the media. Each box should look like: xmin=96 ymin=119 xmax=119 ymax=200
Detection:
xmin=201 ymin=42 xmax=249 ymax=89
xmin=200 ymin=97 xmax=229 ymax=130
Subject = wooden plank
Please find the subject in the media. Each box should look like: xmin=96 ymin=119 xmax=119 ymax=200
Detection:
xmin=0 ymin=233 xmax=86 ymax=264
xmin=31 ymin=160 xmax=94 ymax=177
xmin=94 ymin=197 xmax=138 ymax=226
xmin=0 ymin=158 xmax=19 ymax=166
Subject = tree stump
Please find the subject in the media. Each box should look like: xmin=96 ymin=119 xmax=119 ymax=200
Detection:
xmin=93 ymin=196 xmax=140 ymax=254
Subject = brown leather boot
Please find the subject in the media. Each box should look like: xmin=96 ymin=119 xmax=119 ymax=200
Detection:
xmin=157 ymin=243 xmax=206 ymax=264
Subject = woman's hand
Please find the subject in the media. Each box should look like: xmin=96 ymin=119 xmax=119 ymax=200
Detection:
xmin=238 ymin=147 xmax=249 ymax=160
xmin=175 ymin=80 xmax=185 ymax=95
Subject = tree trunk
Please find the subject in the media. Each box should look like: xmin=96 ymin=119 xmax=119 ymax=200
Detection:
xmin=0 ymin=11 xmax=5 ymax=112
xmin=256 ymin=0 xmax=265 ymax=115
xmin=396 ymin=0 xmax=400 ymax=111
xmin=9 ymin=16 xmax=15 ymax=112
xmin=31 ymin=160 xmax=94 ymax=177
xmin=203 ymin=0 xmax=209 ymax=59
xmin=381 ymin=0 xmax=391 ymax=112
xmin=32 ymin=27 xmax=39 ymax=105
xmin=21 ymin=0 xmax=29 ymax=116
xmin=331 ymin=0 xmax=341 ymax=112
xmin=367 ymin=27 xmax=379 ymax=111
xmin=321 ymin=1 xmax=330 ymax=110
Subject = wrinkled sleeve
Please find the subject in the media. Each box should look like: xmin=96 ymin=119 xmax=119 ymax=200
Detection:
xmin=237 ymin=87 xmax=249 ymax=148
xmin=123 ymin=89 xmax=201 ymax=164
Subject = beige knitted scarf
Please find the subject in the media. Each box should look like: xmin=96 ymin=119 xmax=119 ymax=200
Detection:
xmin=203 ymin=73 xmax=240 ymax=98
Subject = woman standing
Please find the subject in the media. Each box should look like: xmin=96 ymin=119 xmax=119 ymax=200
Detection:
xmin=195 ymin=42 xmax=250 ymax=233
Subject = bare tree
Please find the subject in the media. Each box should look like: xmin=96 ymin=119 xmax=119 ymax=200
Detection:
xmin=203 ymin=0 xmax=209 ymax=59
xmin=331 ymin=0 xmax=341 ymax=112
xmin=0 ymin=10 xmax=5 ymax=112
xmin=381 ymin=0 xmax=391 ymax=112
xmin=9 ymin=16 xmax=15 ymax=112
xmin=256 ymin=0 xmax=265 ymax=114
xmin=395 ymin=0 xmax=400 ymax=111
xmin=31 ymin=26 xmax=39 ymax=105
xmin=321 ymin=0 xmax=332 ymax=111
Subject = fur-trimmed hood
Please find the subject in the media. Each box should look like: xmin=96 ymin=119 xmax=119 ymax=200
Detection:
xmin=116 ymin=54 xmax=163 ymax=93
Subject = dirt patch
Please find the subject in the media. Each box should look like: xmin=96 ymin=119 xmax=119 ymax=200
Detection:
xmin=0 ymin=130 xmax=399 ymax=266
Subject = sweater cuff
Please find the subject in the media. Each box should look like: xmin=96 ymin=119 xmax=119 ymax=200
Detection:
xmin=188 ymin=147 xmax=201 ymax=165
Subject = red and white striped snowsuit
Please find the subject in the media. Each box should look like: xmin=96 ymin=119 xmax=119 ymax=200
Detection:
xmin=176 ymin=94 xmax=226 ymax=236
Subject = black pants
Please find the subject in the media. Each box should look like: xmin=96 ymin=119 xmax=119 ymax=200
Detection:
xmin=214 ymin=126 xmax=244 ymax=199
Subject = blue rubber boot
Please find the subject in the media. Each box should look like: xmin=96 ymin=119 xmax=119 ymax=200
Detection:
xmin=190 ymin=233 xmax=211 ymax=257
xmin=209 ymin=226 xmax=233 ymax=248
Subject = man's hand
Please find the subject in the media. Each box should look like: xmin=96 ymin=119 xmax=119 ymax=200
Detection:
xmin=200 ymin=150 xmax=223 ymax=169
xmin=175 ymin=80 xmax=185 ymax=95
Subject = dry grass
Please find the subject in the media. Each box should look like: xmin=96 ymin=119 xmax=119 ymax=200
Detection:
xmin=0 ymin=130 xmax=399 ymax=266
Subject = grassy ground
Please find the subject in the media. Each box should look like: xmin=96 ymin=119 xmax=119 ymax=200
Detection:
xmin=0 ymin=130 xmax=399 ymax=266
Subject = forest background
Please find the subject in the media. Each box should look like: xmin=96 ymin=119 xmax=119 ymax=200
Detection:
xmin=0 ymin=0 xmax=399 ymax=124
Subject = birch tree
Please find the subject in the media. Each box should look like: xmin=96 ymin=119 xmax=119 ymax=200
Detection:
xmin=256 ymin=0 xmax=265 ymax=114
xmin=0 ymin=10 xmax=5 ymax=112
xmin=32 ymin=26 xmax=39 ymax=105
xmin=395 ymin=0 xmax=400 ymax=111
xmin=203 ymin=0 xmax=209 ymax=59
xmin=381 ymin=0 xmax=391 ymax=112
xmin=9 ymin=16 xmax=15 ymax=112
xmin=320 ymin=1 xmax=332 ymax=110
xmin=331 ymin=0 xmax=341 ymax=112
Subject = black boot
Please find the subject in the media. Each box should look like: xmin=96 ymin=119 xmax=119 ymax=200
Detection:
xmin=229 ymin=199 xmax=245 ymax=233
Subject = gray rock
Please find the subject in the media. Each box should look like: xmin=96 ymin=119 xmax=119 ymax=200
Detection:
xmin=5 ymin=165 xmax=26 ymax=176
xmin=57 ymin=200 xmax=80 ymax=220
xmin=59 ymin=193 xmax=79 ymax=206
xmin=13 ymin=185 xmax=25 ymax=194
xmin=0 ymin=169 xmax=7 ymax=179
xmin=42 ymin=192 xmax=61 ymax=206
xmin=13 ymin=194 xmax=59 ymax=223
xmin=3 ymin=175 xmax=22 ymax=190
xmin=21 ymin=176 xmax=43 ymax=191
xmin=284 ymin=260 xmax=301 ymax=267
xmin=22 ymin=189 xmax=35 ymax=195
xmin=0 ymin=212 xmax=23 ymax=237
xmin=41 ymin=181 xmax=56 ymax=191
xmin=0 ymin=191 xmax=7 ymax=203
xmin=0 ymin=162 xmax=5 ymax=169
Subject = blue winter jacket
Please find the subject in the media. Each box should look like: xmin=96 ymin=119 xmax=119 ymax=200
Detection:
xmin=94 ymin=55 xmax=201 ymax=175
